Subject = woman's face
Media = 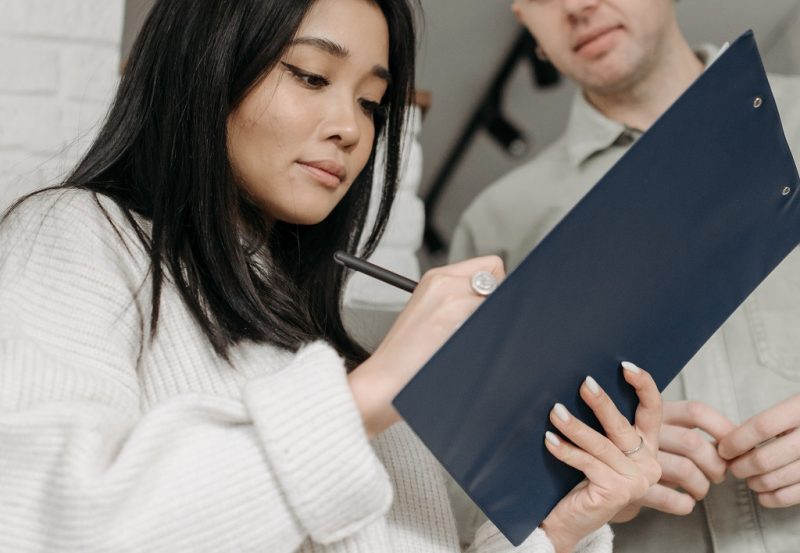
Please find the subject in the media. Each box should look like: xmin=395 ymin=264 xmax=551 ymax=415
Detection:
xmin=228 ymin=0 xmax=390 ymax=225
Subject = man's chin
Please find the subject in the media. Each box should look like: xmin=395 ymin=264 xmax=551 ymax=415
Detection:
xmin=577 ymin=63 xmax=640 ymax=96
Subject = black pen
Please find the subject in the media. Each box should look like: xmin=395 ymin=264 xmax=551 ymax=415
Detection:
xmin=333 ymin=250 xmax=418 ymax=293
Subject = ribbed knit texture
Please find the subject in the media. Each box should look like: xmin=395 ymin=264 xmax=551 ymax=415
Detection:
xmin=469 ymin=524 xmax=613 ymax=553
xmin=0 ymin=190 xmax=611 ymax=552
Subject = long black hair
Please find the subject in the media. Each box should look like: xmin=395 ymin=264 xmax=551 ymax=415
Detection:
xmin=6 ymin=0 xmax=418 ymax=369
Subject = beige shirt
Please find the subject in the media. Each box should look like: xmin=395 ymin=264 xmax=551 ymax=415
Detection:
xmin=450 ymin=47 xmax=800 ymax=553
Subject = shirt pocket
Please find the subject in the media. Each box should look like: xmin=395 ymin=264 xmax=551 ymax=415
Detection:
xmin=744 ymin=251 xmax=800 ymax=381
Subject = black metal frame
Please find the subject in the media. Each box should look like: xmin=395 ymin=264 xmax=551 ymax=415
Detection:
xmin=422 ymin=29 xmax=560 ymax=253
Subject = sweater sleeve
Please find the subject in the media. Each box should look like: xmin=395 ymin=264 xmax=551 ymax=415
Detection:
xmin=466 ymin=519 xmax=613 ymax=553
xmin=0 ymin=191 xmax=392 ymax=552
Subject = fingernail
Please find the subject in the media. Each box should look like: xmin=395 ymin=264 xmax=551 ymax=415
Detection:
xmin=545 ymin=431 xmax=561 ymax=446
xmin=553 ymin=403 xmax=570 ymax=422
xmin=585 ymin=376 xmax=601 ymax=395
xmin=622 ymin=361 xmax=642 ymax=374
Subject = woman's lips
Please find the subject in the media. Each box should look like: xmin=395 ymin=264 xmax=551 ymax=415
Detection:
xmin=297 ymin=161 xmax=346 ymax=189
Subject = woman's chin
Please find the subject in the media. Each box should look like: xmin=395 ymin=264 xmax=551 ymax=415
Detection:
xmin=273 ymin=207 xmax=336 ymax=226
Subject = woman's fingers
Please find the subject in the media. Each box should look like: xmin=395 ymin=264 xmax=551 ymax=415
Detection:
xmin=542 ymin=365 xmax=664 ymax=547
xmin=413 ymin=256 xmax=505 ymax=311
xmin=544 ymin=431 xmax=638 ymax=494
xmin=572 ymin=364 xmax=662 ymax=486
xmin=621 ymin=362 xmax=662 ymax=446
xmin=575 ymin=364 xmax=661 ymax=452
xmin=431 ymin=254 xmax=506 ymax=281
xmin=357 ymin=256 xmax=506 ymax=437
xmin=549 ymin=402 xmax=635 ymax=476
xmin=578 ymin=375 xmax=643 ymax=457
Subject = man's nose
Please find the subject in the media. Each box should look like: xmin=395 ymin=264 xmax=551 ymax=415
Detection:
xmin=562 ymin=0 xmax=601 ymax=19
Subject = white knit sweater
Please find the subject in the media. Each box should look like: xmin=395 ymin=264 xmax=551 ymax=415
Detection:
xmin=0 ymin=190 xmax=613 ymax=553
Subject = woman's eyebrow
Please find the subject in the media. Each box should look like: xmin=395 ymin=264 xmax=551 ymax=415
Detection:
xmin=292 ymin=36 xmax=349 ymax=58
xmin=290 ymin=36 xmax=392 ymax=84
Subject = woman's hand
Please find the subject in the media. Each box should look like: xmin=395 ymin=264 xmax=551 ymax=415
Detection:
xmin=348 ymin=256 xmax=505 ymax=437
xmin=540 ymin=364 xmax=663 ymax=553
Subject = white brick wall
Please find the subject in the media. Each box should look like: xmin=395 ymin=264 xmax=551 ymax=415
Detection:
xmin=0 ymin=0 xmax=125 ymax=211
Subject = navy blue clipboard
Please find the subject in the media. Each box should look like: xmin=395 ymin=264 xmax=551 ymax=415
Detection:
xmin=393 ymin=31 xmax=800 ymax=546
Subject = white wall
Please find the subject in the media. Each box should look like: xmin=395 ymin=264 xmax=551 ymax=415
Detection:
xmin=121 ymin=0 xmax=154 ymax=61
xmin=0 ymin=0 xmax=125 ymax=211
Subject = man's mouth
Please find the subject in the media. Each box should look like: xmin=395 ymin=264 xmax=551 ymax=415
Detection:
xmin=573 ymin=25 xmax=623 ymax=57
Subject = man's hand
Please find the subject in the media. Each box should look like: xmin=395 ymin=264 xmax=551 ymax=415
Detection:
xmin=613 ymin=401 xmax=735 ymax=522
xmin=718 ymin=393 xmax=800 ymax=508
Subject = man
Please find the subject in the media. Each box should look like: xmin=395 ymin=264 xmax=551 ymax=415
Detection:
xmin=449 ymin=1 xmax=800 ymax=552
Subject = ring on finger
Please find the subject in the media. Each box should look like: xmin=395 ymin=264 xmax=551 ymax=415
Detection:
xmin=470 ymin=271 xmax=498 ymax=296
xmin=622 ymin=435 xmax=645 ymax=457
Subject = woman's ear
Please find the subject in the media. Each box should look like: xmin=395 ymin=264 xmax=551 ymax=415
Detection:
xmin=511 ymin=3 xmax=522 ymax=22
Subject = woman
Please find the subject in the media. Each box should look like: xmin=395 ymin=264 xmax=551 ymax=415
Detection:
xmin=0 ymin=0 xmax=662 ymax=551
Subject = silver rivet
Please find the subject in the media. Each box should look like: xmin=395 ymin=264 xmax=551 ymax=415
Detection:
xmin=753 ymin=97 xmax=763 ymax=108
xmin=783 ymin=186 xmax=792 ymax=196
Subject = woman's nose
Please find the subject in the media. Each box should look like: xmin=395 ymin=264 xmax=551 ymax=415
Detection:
xmin=322 ymin=97 xmax=362 ymax=150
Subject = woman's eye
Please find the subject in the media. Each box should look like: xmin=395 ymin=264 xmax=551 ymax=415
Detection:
xmin=282 ymin=62 xmax=329 ymax=89
xmin=360 ymin=100 xmax=387 ymax=119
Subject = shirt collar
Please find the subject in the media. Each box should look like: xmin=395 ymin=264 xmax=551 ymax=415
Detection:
xmin=563 ymin=43 xmax=720 ymax=168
